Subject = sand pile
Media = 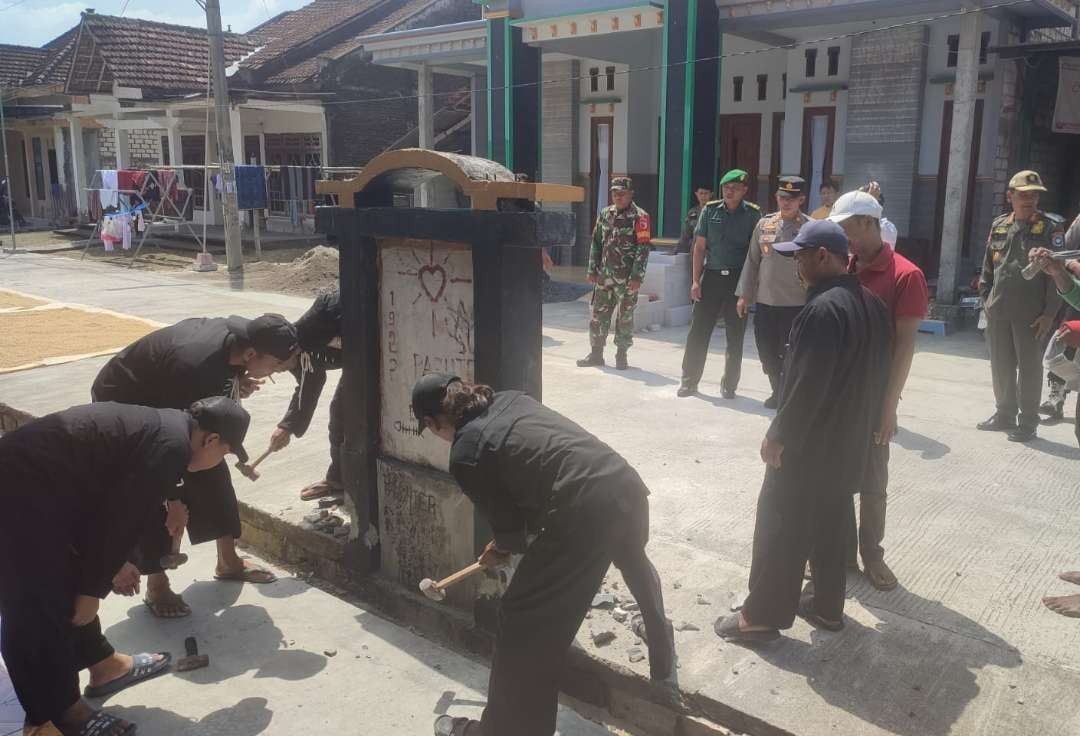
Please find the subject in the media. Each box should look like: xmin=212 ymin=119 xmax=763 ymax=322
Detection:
xmin=248 ymin=245 xmax=340 ymax=296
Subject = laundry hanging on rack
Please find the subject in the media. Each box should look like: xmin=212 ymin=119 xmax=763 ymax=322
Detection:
xmin=279 ymin=165 xmax=320 ymax=201
xmin=117 ymin=169 xmax=141 ymax=193
xmin=235 ymin=165 xmax=268 ymax=210
xmin=99 ymin=170 xmax=119 ymax=208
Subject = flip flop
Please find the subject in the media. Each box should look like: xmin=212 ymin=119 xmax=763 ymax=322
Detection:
xmin=797 ymin=598 xmax=844 ymax=632
xmin=75 ymin=711 xmax=136 ymax=736
xmin=300 ymin=481 xmax=342 ymax=501
xmin=142 ymin=592 xmax=191 ymax=618
xmin=84 ymin=652 xmax=172 ymax=699
xmin=713 ymin=613 xmax=779 ymax=643
xmin=214 ymin=566 xmax=277 ymax=584
xmin=433 ymin=716 xmax=475 ymax=736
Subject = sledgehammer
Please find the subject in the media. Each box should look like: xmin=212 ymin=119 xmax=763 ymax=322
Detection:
xmin=235 ymin=447 xmax=274 ymax=481
xmin=419 ymin=562 xmax=485 ymax=602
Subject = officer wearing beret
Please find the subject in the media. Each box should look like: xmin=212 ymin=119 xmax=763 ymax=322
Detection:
xmin=679 ymin=169 xmax=762 ymax=398
xmin=736 ymin=176 xmax=810 ymax=408
xmin=978 ymin=170 xmax=1067 ymax=442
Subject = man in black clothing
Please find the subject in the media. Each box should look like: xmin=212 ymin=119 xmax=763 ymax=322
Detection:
xmin=412 ymin=374 xmax=674 ymax=736
xmin=0 ymin=397 xmax=250 ymax=736
xmin=715 ymin=220 xmax=891 ymax=642
xmin=91 ymin=313 xmax=298 ymax=619
xmin=267 ymin=288 xmax=346 ymax=501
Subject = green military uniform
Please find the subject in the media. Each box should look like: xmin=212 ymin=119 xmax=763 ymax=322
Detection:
xmin=980 ymin=170 xmax=1066 ymax=434
xmin=679 ymin=169 xmax=762 ymax=395
xmin=585 ymin=182 xmax=651 ymax=351
xmin=677 ymin=204 xmax=703 ymax=254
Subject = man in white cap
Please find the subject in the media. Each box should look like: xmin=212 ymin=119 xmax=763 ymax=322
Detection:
xmin=831 ymin=189 xmax=927 ymax=591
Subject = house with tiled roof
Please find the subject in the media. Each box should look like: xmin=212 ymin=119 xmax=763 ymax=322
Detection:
xmin=0 ymin=0 xmax=479 ymax=228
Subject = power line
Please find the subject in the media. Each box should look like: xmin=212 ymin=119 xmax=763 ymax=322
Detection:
xmin=0 ymin=0 xmax=34 ymax=12
xmin=310 ymin=1 xmax=1027 ymax=108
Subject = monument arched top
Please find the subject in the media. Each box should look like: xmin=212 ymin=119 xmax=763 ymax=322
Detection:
xmin=316 ymin=148 xmax=583 ymax=211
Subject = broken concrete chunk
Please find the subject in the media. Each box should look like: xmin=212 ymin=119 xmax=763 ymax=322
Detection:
xmin=317 ymin=498 xmax=337 ymax=509
xmin=612 ymin=609 xmax=628 ymax=623
xmin=696 ymin=594 xmax=711 ymax=605
xmin=591 ymin=593 xmax=617 ymax=609
xmin=592 ymin=631 xmax=616 ymax=647
xmin=324 ymin=649 xmax=337 ymax=657
xmin=674 ymin=621 xmax=700 ymax=632
xmin=628 ymin=647 xmax=645 ymax=663
xmin=303 ymin=513 xmax=321 ymax=524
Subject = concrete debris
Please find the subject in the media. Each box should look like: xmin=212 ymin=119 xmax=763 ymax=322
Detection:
xmin=317 ymin=497 xmax=338 ymax=509
xmin=623 ymin=602 xmax=640 ymax=611
xmin=324 ymin=649 xmax=337 ymax=657
xmin=591 ymin=593 xmax=617 ymax=609
xmin=592 ymin=630 xmax=616 ymax=647
xmin=319 ymin=509 xmax=330 ymax=519
xmin=612 ymin=608 xmax=628 ymax=623
xmin=696 ymin=594 xmax=711 ymax=605
xmin=674 ymin=621 xmax=700 ymax=632
xmin=303 ymin=513 xmax=321 ymax=524
xmin=628 ymin=646 xmax=645 ymax=663
xmin=673 ymin=581 xmax=682 ymax=589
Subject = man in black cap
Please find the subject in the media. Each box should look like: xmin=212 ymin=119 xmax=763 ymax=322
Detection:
xmin=736 ymin=176 xmax=810 ymax=408
xmin=267 ymin=287 xmax=346 ymax=501
xmin=0 ymin=396 xmax=250 ymax=736
xmin=715 ymin=220 xmax=891 ymax=643
xmin=412 ymin=374 xmax=674 ymax=736
xmin=91 ymin=313 xmax=298 ymax=620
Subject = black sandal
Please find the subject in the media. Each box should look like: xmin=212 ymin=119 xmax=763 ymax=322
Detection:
xmin=797 ymin=598 xmax=844 ymax=632
xmin=713 ymin=613 xmax=779 ymax=643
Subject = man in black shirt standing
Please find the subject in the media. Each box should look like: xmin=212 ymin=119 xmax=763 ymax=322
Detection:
xmin=715 ymin=220 xmax=891 ymax=642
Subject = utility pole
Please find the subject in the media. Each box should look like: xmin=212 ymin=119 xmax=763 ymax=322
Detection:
xmin=204 ymin=0 xmax=242 ymax=271
xmin=0 ymin=83 xmax=16 ymax=253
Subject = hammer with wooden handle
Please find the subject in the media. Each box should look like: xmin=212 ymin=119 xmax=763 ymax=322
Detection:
xmin=235 ymin=446 xmax=274 ymax=482
xmin=419 ymin=562 xmax=484 ymax=602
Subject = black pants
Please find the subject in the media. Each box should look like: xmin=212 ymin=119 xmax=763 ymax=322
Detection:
xmin=0 ymin=540 xmax=116 ymax=724
xmin=481 ymin=494 xmax=671 ymax=736
xmin=845 ymin=444 xmax=889 ymax=565
xmin=681 ymin=269 xmax=747 ymax=391
xmin=326 ymin=379 xmax=344 ymax=485
xmin=753 ymin=304 xmax=801 ymax=397
xmin=743 ymin=467 xmax=848 ymax=629
xmin=133 ymin=460 xmax=241 ymax=576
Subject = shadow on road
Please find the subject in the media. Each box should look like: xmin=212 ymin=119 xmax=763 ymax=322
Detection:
xmin=893 ymin=427 xmax=951 ymax=460
xmin=107 ymin=696 xmax=272 ymax=735
xmin=757 ymin=584 xmax=1021 ymax=736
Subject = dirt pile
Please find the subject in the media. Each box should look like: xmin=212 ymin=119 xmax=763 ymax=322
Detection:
xmin=247 ymin=245 xmax=340 ymax=296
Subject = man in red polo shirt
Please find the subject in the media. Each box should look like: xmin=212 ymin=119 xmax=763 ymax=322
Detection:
xmin=831 ymin=190 xmax=928 ymax=591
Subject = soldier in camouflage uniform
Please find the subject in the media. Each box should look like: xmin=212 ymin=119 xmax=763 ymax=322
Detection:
xmin=978 ymin=170 xmax=1067 ymax=442
xmin=578 ymin=177 xmax=652 ymax=371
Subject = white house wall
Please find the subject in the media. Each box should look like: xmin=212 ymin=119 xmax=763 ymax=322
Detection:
xmin=577 ymin=57 xmax=630 ymax=176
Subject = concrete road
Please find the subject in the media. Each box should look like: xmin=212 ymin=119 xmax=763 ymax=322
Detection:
xmin=4 ymin=252 xmax=1080 ymax=734
xmin=0 ymin=544 xmax=615 ymax=736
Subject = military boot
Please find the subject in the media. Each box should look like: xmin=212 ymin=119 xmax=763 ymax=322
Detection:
xmin=615 ymin=348 xmax=629 ymax=370
xmin=576 ymin=346 xmax=605 ymax=367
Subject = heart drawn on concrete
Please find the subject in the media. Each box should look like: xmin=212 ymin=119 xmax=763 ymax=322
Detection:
xmin=418 ymin=265 xmax=447 ymax=303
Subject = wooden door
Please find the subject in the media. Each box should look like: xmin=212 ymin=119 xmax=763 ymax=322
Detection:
xmin=718 ymin=114 xmax=762 ymax=203
xmin=589 ymin=116 xmax=614 ymax=232
xmin=801 ymin=107 xmax=836 ymax=212
xmin=931 ymin=99 xmax=984 ymax=279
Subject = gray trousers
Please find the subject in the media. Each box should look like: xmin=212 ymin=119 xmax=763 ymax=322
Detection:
xmin=985 ymin=316 xmax=1044 ymax=429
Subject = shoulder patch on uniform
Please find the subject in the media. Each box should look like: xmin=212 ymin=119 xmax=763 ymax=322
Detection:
xmin=706 ymin=199 xmax=724 ymax=206
xmin=1054 ymin=234 xmax=1066 ymax=248
xmin=992 ymin=213 xmax=1010 ymax=224
xmin=1045 ymin=212 xmax=1066 ymax=225
xmin=745 ymin=201 xmax=761 ymax=210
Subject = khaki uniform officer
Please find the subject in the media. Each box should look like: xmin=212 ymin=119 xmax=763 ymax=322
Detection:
xmin=978 ymin=170 xmax=1066 ymax=442
xmin=736 ymin=176 xmax=810 ymax=409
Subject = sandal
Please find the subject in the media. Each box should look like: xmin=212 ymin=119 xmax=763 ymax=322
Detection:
xmin=433 ymin=716 xmax=476 ymax=736
xmin=214 ymin=564 xmax=276 ymax=584
xmin=84 ymin=653 xmax=172 ymax=698
xmin=77 ymin=710 xmax=135 ymax=736
xmin=142 ymin=592 xmax=191 ymax=618
xmin=797 ymin=598 xmax=844 ymax=632
xmin=300 ymin=480 xmax=342 ymax=501
xmin=713 ymin=613 xmax=779 ymax=643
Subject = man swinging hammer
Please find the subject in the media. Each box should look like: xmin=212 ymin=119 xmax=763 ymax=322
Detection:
xmin=412 ymin=374 xmax=676 ymax=736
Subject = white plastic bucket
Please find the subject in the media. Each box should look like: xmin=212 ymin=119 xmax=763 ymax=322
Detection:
xmin=1044 ymin=333 xmax=1080 ymax=390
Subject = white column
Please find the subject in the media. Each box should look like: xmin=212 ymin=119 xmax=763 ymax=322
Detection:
xmin=114 ymin=127 xmax=130 ymax=170
xmin=937 ymin=8 xmax=981 ymax=304
xmin=52 ymin=126 xmax=67 ymax=188
xmin=418 ymin=63 xmax=434 ymax=150
xmin=417 ymin=63 xmax=434 ymax=206
xmin=471 ymin=72 xmax=487 ymax=157
xmin=23 ymin=131 xmax=36 ymax=218
xmin=780 ymin=58 xmax=803 ymax=175
xmin=67 ymin=116 xmax=87 ymax=218
xmin=229 ymin=105 xmax=244 ymax=166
